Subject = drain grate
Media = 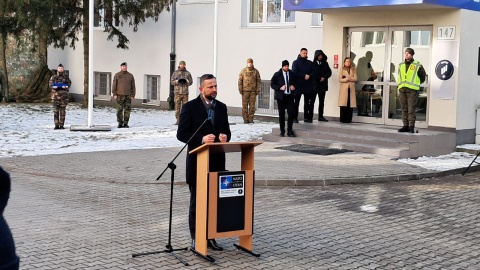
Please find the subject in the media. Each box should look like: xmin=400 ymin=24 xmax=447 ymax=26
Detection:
xmin=275 ymin=144 xmax=352 ymax=156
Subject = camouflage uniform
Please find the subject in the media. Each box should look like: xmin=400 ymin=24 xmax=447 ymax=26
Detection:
xmin=49 ymin=71 xmax=71 ymax=129
xmin=112 ymin=69 xmax=136 ymax=127
xmin=238 ymin=65 xmax=261 ymax=123
xmin=171 ymin=67 xmax=193 ymax=124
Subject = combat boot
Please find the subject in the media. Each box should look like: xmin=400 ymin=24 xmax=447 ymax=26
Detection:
xmin=398 ymin=126 xmax=409 ymax=132
xmin=409 ymin=125 xmax=415 ymax=133
xmin=54 ymin=125 xmax=60 ymax=130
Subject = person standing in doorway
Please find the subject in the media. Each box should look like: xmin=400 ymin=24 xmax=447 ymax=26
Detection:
xmin=397 ymin=48 xmax=426 ymax=133
xmin=112 ymin=62 xmax=136 ymax=128
xmin=292 ymin=48 xmax=315 ymax=123
xmin=338 ymin=57 xmax=357 ymax=123
xmin=356 ymin=51 xmax=377 ymax=116
xmin=176 ymin=74 xmax=231 ymax=251
xmin=238 ymin=58 xmax=261 ymax=124
xmin=49 ymin=63 xmax=71 ymax=130
xmin=171 ymin=60 xmax=193 ymax=125
xmin=271 ymin=60 xmax=297 ymax=137
xmin=312 ymin=50 xmax=332 ymax=122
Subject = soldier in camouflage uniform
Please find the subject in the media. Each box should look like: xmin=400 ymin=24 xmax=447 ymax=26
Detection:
xmin=49 ymin=63 xmax=71 ymax=130
xmin=238 ymin=58 xmax=261 ymax=123
xmin=171 ymin=60 xmax=193 ymax=125
xmin=112 ymin=62 xmax=136 ymax=128
xmin=397 ymin=48 xmax=426 ymax=133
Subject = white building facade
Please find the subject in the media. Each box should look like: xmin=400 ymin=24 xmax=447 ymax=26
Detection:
xmin=48 ymin=0 xmax=323 ymax=117
xmin=49 ymin=0 xmax=480 ymax=145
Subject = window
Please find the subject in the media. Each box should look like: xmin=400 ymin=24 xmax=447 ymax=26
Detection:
xmin=248 ymin=0 xmax=295 ymax=26
xmin=362 ymin=31 xmax=386 ymax=47
xmin=146 ymin=75 xmax=160 ymax=104
xmin=405 ymin=31 xmax=431 ymax=47
xmin=94 ymin=72 xmax=111 ymax=100
xmin=94 ymin=0 xmax=118 ymax=28
xmin=311 ymin=13 xmax=323 ymax=27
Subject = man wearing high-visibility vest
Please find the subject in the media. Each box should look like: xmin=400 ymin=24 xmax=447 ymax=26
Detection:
xmin=397 ymin=48 xmax=426 ymax=133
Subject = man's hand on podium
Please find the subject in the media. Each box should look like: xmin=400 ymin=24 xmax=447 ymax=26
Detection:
xmin=219 ymin=133 xmax=227 ymax=142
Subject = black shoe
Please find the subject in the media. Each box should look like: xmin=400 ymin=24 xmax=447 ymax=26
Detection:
xmin=60 ymin=126 xmax=65 ymax=129
xmin=409 ymin=126 xmax=415 ymax=133
xmin=123 ymin=124 xmax=129 ymax=128
xmin=398 ymin=126 xmax=409 ymax=132
xmin=280 ymin=131 xmax=285 ymax=137
xmin=207 ymin=239 xmax=223 ymax=251
xmin=304 ymin=119 xmax=312 ymax=123
xmin=117 ymin=123 xmax=123 ymax=128
xmin=293 ymin=119 xmax=299 ymax=123
xmin=287 ymin=130 xmax=295 ymax=137
xmin=54 ymin=125 xmax=60 ymax=130
xmin=318 ymin=117 xmax=328 ymax=122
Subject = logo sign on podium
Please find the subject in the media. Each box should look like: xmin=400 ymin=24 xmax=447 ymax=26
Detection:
xmin=219 ymin=174 xmax=245 ymax=198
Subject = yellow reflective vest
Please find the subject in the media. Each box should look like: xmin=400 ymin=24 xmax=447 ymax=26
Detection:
xmin=397 ymin=60 xmax=422 ymax=90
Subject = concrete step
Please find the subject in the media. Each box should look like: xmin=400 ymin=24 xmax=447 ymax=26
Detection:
xmin=262 ymin=121 xmax=456 ymax=158
xmin=262 ymin=133 xmax=411 ymax=158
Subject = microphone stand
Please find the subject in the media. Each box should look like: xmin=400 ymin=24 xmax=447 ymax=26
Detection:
xmin=132 ymin=117 xmax=211 ymax=266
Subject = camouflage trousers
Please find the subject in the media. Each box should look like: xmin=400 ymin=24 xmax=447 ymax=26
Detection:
xmin=175 ymin=94 xmax=188 ymax=123
xmin=116 ymin=95 xmax=132 ymax=125
xmin=398 ymin=88 xmax=419 ymax=126
xmin=53 ymin=90 xmax=69 ymax=126
xmin=241 ymin=91 xmax=257 ymax=122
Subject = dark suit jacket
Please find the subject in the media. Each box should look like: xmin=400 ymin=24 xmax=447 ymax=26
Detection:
xmin=271 ymin=69 xmax=297 ymax=101
xmin=176 ymin=95 xmax=231 ymax=186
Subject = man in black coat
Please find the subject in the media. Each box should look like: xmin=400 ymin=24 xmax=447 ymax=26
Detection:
xmin=312 ymin=50 xmax=332 ymax=122
xmin=0 ymin=167 xmax=20 ymax=270
xmin=292 ymin=48 xmax=315 ymax=123
xmin=271 ymin=60 xmax=297 ymax=137
xmin=176 ymin=74 xmax=231 ymax=251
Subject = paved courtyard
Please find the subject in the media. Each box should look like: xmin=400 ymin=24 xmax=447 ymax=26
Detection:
xmin=4 ymin=165 xmax=480 ymax=269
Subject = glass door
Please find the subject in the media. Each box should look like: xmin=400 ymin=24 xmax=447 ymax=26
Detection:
xmin=348 ymin=27 xmax=431 ymax=127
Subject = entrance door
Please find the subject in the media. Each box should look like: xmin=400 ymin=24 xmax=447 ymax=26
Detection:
xmin=348 ymin=27 xmax=431 ymax=128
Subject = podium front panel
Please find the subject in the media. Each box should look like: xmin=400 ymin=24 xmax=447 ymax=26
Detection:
xmin=208 ymin=170 xmax=254 ymax=239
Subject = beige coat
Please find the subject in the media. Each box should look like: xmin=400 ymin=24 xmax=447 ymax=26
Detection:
xmin=338 ymin=67 xmax=357 ymax=107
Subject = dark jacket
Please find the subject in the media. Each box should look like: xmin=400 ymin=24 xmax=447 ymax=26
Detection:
xmin=292 ymin=54 xmax=315 ymax=94
xmin=176 ymin=95 xmax=232 ymax=186
xmin=0 ymin=167 xmax=20 ymax=270
xmin=271 ymin=68 xmax=297 ymax=101
xmin=312 ymin=50 xmax=332 ymax=92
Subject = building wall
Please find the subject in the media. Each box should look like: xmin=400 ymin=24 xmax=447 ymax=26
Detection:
xmin=47 ymin=1 xmax=323 ymax=112
xmin=322 ymin=9 xmax=461 ymax=129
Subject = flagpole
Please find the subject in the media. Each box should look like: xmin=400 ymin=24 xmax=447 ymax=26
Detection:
xmin=88 ymin=0 xmax=94 ymax=127
xmin=213 ymin=0 xmax=218 ymax=76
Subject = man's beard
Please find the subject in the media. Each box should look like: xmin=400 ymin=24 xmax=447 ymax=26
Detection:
xmin=204 ymin=94 xmax=216 ymax=101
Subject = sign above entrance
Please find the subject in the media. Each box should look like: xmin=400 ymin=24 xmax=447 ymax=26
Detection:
xmin=284 ymin=0 xmax=480 ymax=12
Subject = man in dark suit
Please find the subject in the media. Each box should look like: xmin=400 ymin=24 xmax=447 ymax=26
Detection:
xmin=271 ymin=60 xmax=297 ymax=137
xmin=176 ymin=74 xmax=231 ymax=251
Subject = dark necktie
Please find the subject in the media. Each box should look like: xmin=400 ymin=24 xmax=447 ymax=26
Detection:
xmin=285 ymin=72 xmax=290 ymax=94
xmin=207 ymin=102 xmax=214 ymax=124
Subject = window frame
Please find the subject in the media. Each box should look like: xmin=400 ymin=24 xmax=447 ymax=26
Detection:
xmin=94 ymin=72 xmax=112 ymax=101
xmin=245 ymin=0 xmax=295 ymax=28
xmin=145 ymin=75 xmax=161 ymax=105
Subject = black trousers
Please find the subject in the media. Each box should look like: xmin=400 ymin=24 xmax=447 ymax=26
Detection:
xmin=317 ymin=90 xmax=326 ymax=118
xmin=188 ymin=184 xmax=196 ymax=239
xmin=303 ymin=93 xmax=316 ymax=121
xmin=277 ymin=95 xmax=295 ymax=132
xmin=340 ymin=89 xmax=353 ymax=123
xmin=293 ymin=93 xmax=302 ymax=120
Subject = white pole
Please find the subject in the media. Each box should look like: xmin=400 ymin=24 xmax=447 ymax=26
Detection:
xmin=88 ymin=0 xmax=94 ymax=127
xmin=213 ymin=0 xmax=219 ymax=76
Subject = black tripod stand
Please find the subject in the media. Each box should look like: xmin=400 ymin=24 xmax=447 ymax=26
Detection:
xmin=131 ymin=160 xmax=189 ymax=265
xmin=462 ymin=151 xmax=480 ymax=176
xmin=132 ymin=118 xmax=210 ymax=266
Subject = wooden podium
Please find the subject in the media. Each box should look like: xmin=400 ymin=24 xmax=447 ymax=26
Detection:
xmin=189 ymin=141 xmax=262 ymax=261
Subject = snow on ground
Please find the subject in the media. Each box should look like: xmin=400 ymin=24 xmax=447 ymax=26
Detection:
xmin=1 ymin=102 xmax=479 ymax=172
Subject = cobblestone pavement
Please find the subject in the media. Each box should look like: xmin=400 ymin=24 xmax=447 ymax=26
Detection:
xmin=5 ymin=168 xmax=480 ymax=269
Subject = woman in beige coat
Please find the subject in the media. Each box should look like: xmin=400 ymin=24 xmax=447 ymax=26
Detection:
xmin=338 ymin=57 xmax=357 ymax=123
